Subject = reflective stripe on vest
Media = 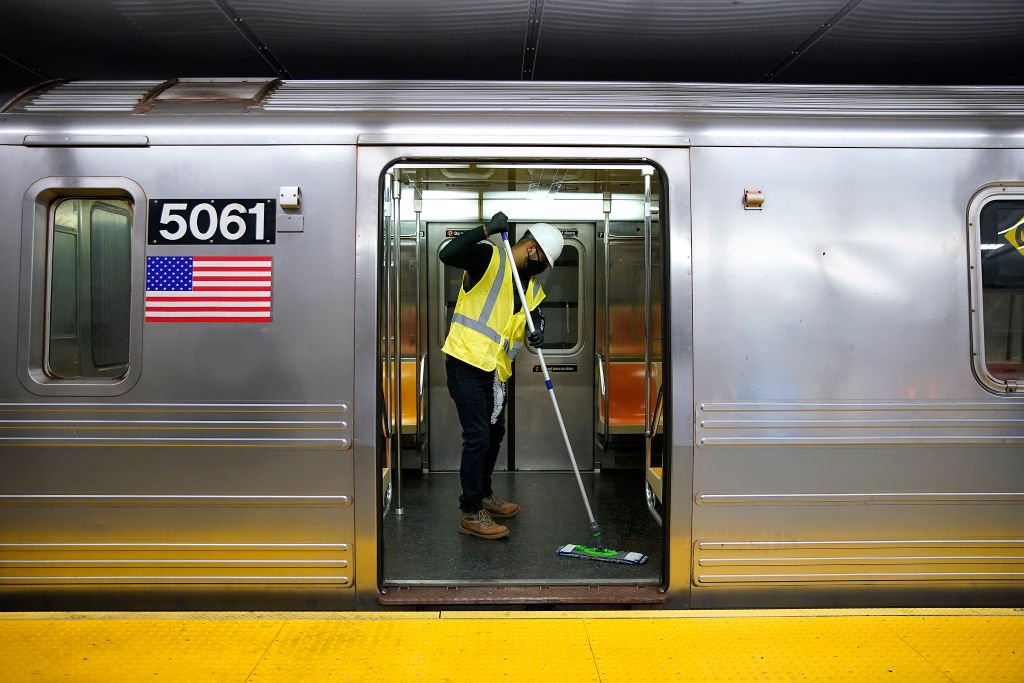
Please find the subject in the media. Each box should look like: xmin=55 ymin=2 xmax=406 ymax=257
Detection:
xmin=443 ymin=243 xmax=545 ymax=379
xmin=505 ymin=279 xmax=540 ymax=360
xmin=442 ymin=243 xmax=514 ymax=375
xmin=448 ymin=245 xmax=507 ymax=344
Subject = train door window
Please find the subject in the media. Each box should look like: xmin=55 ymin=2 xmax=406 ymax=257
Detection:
xmin=534 ymin=243 xmax=580 ymax=350
xmin=970 ymin=190 xmax=1024 ymax=391
xmin=47 ymin=199 xmax=132 ymax=378
xmin=18 ymin=178 xmax=145 ymax=396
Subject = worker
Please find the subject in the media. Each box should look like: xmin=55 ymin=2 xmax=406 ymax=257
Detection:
xmin=440 ymin=211 xmax=564 ymax=539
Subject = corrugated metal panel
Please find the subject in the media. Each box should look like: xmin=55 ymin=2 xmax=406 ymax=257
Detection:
xmin=537 ymin=0 xmax=846 ymax=81
xmin=262 ymin=80 xmax=1024 ymax=117
xmin=17 ymin=81 xmax=164 ymax=112
xmin=0 ymin=402 xmax=352 ymax=448
xmin=785 ymin=0 xmax=1024 ymax=85
xmin=0 ymin=0 xmax=269 ymax=82
xmin=697 ymin=401 xmax=1024 ymax=447
xmin=694 ymin=539 xmax=1024 ymax=584
xmin=0 ymin=0 xmax=1021 ymax=85
xmin=231 ymin=0 xmax=526 ymax=79
xmin=0 ymin=541 xmax=351 ymax=584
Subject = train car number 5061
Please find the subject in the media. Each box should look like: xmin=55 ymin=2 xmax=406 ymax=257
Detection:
xmin=148 ymin=199 xmax=276 ymax=245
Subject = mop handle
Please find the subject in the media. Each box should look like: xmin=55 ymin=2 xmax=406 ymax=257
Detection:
xmin=500 ymin=232 xmax=598 ymax=531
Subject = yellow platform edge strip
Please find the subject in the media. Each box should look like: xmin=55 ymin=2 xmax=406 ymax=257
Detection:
xmin=3 ymin=609 xmax=1022 ymax=682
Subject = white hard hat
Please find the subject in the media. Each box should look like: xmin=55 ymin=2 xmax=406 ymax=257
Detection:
xmin=528 ymin=223 xmax=564 ymax=267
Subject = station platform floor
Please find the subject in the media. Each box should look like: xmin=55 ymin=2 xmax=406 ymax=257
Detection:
xmin=1 ymin=608 xmax=1021 ymax=681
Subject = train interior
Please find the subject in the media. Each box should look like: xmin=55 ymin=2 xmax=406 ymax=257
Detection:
xmin=378 ymin=162 xmax=667 ymax=589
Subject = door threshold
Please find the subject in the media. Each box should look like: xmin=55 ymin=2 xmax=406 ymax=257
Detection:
xmin=378 ymin=584 xmax=666 ymax=606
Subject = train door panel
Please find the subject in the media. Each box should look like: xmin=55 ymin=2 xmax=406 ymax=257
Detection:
xmin=426 ymin=223 xmax=509 ymax=473
xmin=512 ymin=226 xmax=595 ymax=470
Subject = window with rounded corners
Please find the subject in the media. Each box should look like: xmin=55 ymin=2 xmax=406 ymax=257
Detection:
xmin=18 ymin=178 xmax=146 ymax=396
xmin=968 ymin=184 xmax=1024 ymax=393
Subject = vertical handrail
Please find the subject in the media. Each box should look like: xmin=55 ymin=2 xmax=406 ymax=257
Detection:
xmin=642 ymin=168 xmax=654 ymax=439
xmin=392 ymin=177 xmax=404 ymax=515
xmin=601 ymin=191 xmax=611 ymax=444
xmin=645 ymin=382 xmax=665 ymax=527
xmin=649 ymin=383 xmax=664 ymax=440
xmin=414 ymin=184 xmax=425 ymax=446
xmin=381 ymin=173 xmax=394 ymax=442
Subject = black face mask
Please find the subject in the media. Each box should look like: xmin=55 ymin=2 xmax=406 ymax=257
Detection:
xmin=523 ymin=251 xmax=547 ymax=277
xmin=524 ymin=260 xmax=547 ymax=278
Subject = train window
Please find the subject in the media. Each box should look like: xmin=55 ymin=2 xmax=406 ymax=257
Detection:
xmin=977 ymin=198 xmax=1024 ymax=387
xmin=535 ymin=243 xmax=580 ymax=350
xmin=18 ymin=177 xmax=145 ymax=396
xmin=46 ymin=199 xmax=133 ymax=379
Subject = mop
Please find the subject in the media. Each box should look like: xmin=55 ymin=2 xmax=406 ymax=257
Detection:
xmin=500 ymin=232 xmax=647 ymax=565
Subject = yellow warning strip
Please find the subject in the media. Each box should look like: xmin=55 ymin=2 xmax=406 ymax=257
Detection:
xmin=0 ymin=609 xmax=1020 ymax=681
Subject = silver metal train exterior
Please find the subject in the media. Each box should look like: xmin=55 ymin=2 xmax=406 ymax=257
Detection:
xmin=1 ymin=79 xmax=1022 ymax=610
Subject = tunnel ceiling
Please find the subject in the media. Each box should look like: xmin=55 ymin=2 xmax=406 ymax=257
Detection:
xmin=1 ymin=0 xmax=1021 ymax=96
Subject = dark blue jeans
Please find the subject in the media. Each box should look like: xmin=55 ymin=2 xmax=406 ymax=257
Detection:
xmin=446 ymin=354 xmax=505 ymax=513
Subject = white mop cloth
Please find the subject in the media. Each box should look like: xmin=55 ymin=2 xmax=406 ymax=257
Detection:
xmin=490 ymin=370 xmax=506 ymax=424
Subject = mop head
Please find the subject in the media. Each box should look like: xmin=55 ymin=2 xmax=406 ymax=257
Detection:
xmin=556 ymin=543 xmax=648 ymax=565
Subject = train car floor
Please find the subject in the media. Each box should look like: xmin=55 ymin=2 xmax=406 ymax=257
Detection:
xmin=382 ymin=469 xmax=662 ymax=584
xmin=2 ymin=608 xmax=1020 ymax=681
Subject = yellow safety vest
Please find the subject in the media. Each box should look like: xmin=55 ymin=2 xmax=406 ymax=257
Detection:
xmin=442 ymin=243 xmax=545 ymax=381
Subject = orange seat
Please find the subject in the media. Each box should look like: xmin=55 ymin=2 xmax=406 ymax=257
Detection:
xmin=600 ymin=362 xmax=660 ymax=434
xmin=381 ymin=361 xmax=420 ymax=433
xmin=400 ymin=360 xmax=417 ymax=430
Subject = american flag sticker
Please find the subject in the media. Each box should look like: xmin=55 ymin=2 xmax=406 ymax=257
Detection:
xmin=145 ymin=256 xmax=272 ymax=323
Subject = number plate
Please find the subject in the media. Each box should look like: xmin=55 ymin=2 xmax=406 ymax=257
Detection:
xmin=148 ymin=199 xmax=276 ymax=245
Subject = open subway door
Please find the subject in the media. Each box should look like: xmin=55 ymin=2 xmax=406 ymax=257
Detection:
xmin=355 ymin=146 xmax=693 ymax=608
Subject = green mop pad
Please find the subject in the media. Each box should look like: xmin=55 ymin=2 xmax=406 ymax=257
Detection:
xmin=556 ymin=543 xmax=648 ymax=565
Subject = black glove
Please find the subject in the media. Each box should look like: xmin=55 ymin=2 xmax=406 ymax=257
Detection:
xmin=485 ymin=211 xmax=509 ymax=235
xmin=527 ymin=328 xmax=544 ymax=347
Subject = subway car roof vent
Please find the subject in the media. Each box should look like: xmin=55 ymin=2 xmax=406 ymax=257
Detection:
xmin=151 ymin=78 xmax=279 ymax=105
xmin=16 ymin=81 xmax=164 ymax=113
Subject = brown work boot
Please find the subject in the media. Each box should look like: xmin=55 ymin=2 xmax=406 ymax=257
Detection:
xmin=460 ymin=509 xmax=509 ymax=539
xmin=482 ymin=494 xmax=519 ymax=519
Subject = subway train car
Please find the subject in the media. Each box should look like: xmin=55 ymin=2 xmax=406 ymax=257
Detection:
xmin=0 ymin=80 xmax=1022 ymax=610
